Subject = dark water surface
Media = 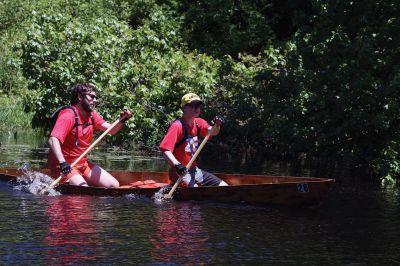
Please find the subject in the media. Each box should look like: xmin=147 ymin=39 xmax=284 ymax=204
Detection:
xmin=0 ymin=132 xmax=400 ymax=265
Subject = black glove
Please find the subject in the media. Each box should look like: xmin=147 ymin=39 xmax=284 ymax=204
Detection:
xmin=212 ymin=114 xmax=225 ymax=126
xmin=175 ymin=164 xmax=187 ymax=176
xmin=60 ymin=162 xmax=72 ymax=175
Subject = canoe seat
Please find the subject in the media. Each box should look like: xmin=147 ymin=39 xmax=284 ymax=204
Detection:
xmin=118 ymin=180 xmax=170 ymax=189
xmin=130 ymin=181 xmax=144 ymax=186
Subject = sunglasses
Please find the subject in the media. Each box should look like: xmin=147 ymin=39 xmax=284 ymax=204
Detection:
xmin=188 ymin=102 xmax=203 ymax=108
xmin=85 ymin=94 xmax=97 ymax=100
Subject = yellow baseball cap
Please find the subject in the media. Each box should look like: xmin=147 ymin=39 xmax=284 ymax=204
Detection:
xmin=181 ymin=93 xmax=204 ymax=108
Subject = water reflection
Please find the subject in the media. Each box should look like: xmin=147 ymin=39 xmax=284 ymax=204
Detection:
xmin=0 ymin=143 xmax=167 ymax=172
xmin=149 ymin=203 xmax=214 ymax=265
xmin=0 ymin=130 xmax=325 ymax=178
xmin=0 ymin=129 xmax=46 ymax=147
xmin=0 ymin=178 xmax=399 ymax=264
xmin=44 ymin=196 xmax=102 ymax=263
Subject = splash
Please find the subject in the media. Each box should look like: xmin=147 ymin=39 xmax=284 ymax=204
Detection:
xmin=153 ymin=186 xmax=172 ymax=204
xmin=13 ymin=163 xmax=61 ymax=196
xmin=125 ymin=193 xmax=138 ymax=199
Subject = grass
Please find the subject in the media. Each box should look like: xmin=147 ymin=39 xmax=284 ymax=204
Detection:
xmin=0 ymin=95 xmax=34 ymax=130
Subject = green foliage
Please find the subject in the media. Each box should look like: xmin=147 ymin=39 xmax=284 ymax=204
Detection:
xmin=179 ymin=0 xmax=275 ymax=57
xmin=178 ymin=0 xmax=315 ymax=58
xmin=290 ymin=0 xmax=400 ymax=179
xmin=0 ymin=0 xmax=34 ymax=32
xmin=236 ymin=0 xmax=400 ymax=179
xmin=0 ymin=33 xmax=26 ymax=94
xmin=105 ymin=9 xmax=220 ymax=148
xmin=2 ymin=0 xmax=400 ymax=182
xmin=21 ymin=13 xmax=133 ymax=129
xmin=0 ymin=0 xmax=126 ymax=96
xmin=20 ymin=10 xmax=220 ymax=150
xmin=127 ymin=50 xmax=220 ymax=148
xmin=0 ymin=0 xmax=33 ymax=95
xmin=0 ymin=96 xmax=35 ymax=130
xmin=208 ymin=0 xmax=400 ymax=180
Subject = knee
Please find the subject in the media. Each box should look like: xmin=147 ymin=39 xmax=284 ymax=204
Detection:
xmin=110 ymin=179 xmax=120 ymax=188
xmin=219 ymin=181 xmax=228 ymax=186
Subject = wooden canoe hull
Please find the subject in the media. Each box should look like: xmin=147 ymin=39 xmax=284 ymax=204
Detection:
xmin=0 ymin=168 xmax=335 ymax=206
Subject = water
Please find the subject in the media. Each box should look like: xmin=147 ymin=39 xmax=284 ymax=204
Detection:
xmin=1 ymin=184 xmax=399 ymax=265
xmin=0 ymin=132 xmax=400 ymax=264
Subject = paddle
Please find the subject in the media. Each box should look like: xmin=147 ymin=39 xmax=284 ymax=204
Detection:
xmin=39 ymin=117 xmax=123 ymax=194
xmin=164 ymin=124 xmax=217 ymax=199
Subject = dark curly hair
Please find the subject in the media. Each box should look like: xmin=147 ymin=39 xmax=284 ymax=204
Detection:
xmin=70 ymin=83 xmax=96 ymax=105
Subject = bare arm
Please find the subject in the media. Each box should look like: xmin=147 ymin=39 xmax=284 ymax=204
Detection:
xmin=163 ymin=150 xmax=181 ymax=167
xmin=98 ymin=109 xmax=132 ymax=135
xmin=208 ymin=115 xmax=223 ymax=136
xmin=48 ymin=136 xmax=66 ymax=163
xmin=99 ymin=121 xmax=125 ymax=135
xmin=209 ymin=124 xmax=221 ymax=136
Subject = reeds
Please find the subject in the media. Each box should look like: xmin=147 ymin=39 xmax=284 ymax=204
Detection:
xmin=0 ymin=96 xmax=33 ymax=130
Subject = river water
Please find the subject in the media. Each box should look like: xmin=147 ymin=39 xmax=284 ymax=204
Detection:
xmin=0 ymin=131 xmax=399 ymax=265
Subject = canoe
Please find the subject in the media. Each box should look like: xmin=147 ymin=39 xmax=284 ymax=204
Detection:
xmin=0 ymin=167 xmax=335 ymax=206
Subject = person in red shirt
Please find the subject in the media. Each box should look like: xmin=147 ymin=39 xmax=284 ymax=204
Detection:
xmin=159 ymin=93 xmax=228 ymax=187
xmin=48 ymin=83 xmax=132 ymax=187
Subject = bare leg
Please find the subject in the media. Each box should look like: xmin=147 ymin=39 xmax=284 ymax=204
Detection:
xmin=69 ymin=174 xmax=89 ymax=186
xmin=218 ymin=180 xmax=228 ymax=186
xmin=85 ymin=164 xmax=120 ymax=188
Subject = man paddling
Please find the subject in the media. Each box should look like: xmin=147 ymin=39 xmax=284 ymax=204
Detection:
xmin=159 ymin=93 xmax=228 ymax=187
xmin=47 ymin=83 xmax=132 ymax=187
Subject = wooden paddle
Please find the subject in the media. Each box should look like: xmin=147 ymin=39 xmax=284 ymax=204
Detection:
xmin=164 ymin=124 xmax=217 ymax=199
xmin=40 ymin=117 xmax=123 ymax=194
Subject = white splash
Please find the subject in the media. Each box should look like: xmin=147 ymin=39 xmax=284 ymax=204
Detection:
xmin=125 ymin=193 xmax=138 ymax=199
xmin=153 ymin=186 xmax=172 ymax=204
xmin=13 ymin=163 xmax=61 ymax=196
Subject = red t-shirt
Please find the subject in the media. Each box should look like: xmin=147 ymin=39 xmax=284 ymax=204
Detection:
xmin=48 ymin=106 xmax=105 ymax=169
xmin=159 ymin=118 xmax=210 ymax=169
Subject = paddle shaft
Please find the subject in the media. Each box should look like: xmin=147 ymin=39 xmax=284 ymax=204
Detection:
xmin=45 ymin=118 xmax=122 ymax=191
xmin=166 ymin=126 xmax=214 ymax=198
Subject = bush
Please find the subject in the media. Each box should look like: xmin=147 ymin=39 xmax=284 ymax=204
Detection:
xmin=20 ymin=11 xmax=221 ymax=150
